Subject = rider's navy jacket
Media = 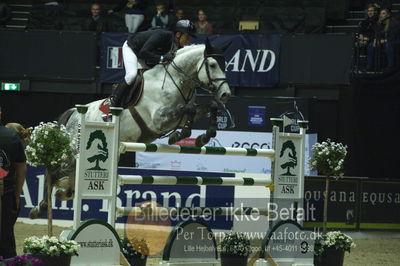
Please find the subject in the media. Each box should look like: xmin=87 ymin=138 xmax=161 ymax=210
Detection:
xmin=127 ymin=29 xmax=174 ymax=67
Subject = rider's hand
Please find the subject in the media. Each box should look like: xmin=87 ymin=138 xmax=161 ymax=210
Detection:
xmin=161 ymin=52 xmax=175 ymax=63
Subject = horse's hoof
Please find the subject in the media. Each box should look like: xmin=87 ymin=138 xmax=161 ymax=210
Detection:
xmin=29 ymin=207 xmax=40 ymax=219
xmin=66 ymin=189 xmax=74 ymax=199
xmin=39 ymin=201 xmax=48 ymax=213
xmin=195 ymin=134 xmax=206 ymax=147
xmin=55 ymin=188 xmax=75 ymax=201
xmin=55 ymin=188 xmax=67 ymax=200
xmin=168 ymin=131 xmax=181 ymax=145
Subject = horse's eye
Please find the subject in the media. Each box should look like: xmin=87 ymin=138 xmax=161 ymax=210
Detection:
xmin=210 ymin=63 xmax=217 ymax=68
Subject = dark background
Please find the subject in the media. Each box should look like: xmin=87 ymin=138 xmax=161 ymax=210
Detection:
xmin=0 ymin=13 xmax=399 ymax=180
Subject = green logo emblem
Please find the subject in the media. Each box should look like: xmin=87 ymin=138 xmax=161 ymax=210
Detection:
xmin=86 ymin=130 xmax=109 ymax=170
xmin=279 ymin=140 xmax=298 ymax=176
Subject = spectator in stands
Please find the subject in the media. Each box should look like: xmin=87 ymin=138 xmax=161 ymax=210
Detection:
xmin=169 ymin=8 xmax=185 ymax=30
xmin=0 ymin=0 xmax=11 ymax=27
xmin=367 ymin=8 xmax=400 ymax=71
xmin=358 ymin=4 xmax=378 ymax=45
xmin=195 ymin=9 xmax=213 ymax=34
xmin=151 ymin=3 xmax=169 ymax=29
xmin=83 ymin=3 xmax=108 ymax=64
xmin=108 ymin=0 xmax=146 ymax=33
xmin=82 ymin=3 xmax=108 ymax=34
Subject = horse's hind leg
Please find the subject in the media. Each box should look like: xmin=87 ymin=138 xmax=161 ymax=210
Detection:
xmin=29 ymin=168 xmax=54 ymax=219
xmin=54 ymin=159 xmax=76 ymax=201
xmin=195 ymin=100 xmax=218 ymax=147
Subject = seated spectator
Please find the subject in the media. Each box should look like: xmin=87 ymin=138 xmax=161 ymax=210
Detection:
xmin=358 ymin=4 xmax=378 ymax=46
xmin=108 ymin=0 xmax=146 ymax=33
xmin=151 ymin=3 xmax=169 ymax=29
xmin=169 ymin=8 xmax=185 ymax=30
xmin=367 ymin=8 xmax=400 ymax=71
xmin=175 ymin=8 xmax=185 ymax=20
xmin=195 ymin=9 xmax=213 ymax=34
xmin=0 ymin=0 xmax=11 ymax=27
xmin=82 ymin=3 xmax=108 ymax=35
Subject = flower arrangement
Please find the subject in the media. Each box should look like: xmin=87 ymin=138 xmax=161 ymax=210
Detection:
xmin=0 ymin=254 xmax=42 ymax=266
xmin=23 ymin=236 xmax=79 ymax=257
xmin=309 ymin=139 xmax=347 ymax=178
xmin=309 ymin=139 xmax=348 ymax=233
xmin=219 ymin=232 xmax=251 ymax=257
xmin=25 ymin=122 xmax=75 ymax=167
xmin=314 ymin=231 xmax=356 ymax=257
xmin=120 ymin=237 xmax=149 ymax=259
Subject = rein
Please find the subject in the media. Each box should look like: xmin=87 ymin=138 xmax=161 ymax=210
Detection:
xmin=157 ymin=50 xmax=227 ymax=139
xmin=197 ymin=53 xmax=229 ymax=94
xmin=162 ymin=52 xmax=228 ymax=103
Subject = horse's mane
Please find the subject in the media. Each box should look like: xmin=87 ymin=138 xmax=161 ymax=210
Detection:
xmin=169 ymin=44 xmax=205 ymax=71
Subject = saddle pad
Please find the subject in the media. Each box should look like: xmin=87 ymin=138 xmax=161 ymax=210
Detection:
xmin=99 ymin=71 xmax=145 ymax=115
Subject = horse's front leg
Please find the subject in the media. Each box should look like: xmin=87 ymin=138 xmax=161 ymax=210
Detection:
xmin=167 ymin=103 xmax=197 ymax=145
xmin=195 ymin=100 xmax=218 ymax=147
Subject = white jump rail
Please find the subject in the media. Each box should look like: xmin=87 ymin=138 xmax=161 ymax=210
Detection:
xmin=120 ymin=142 xmax=276 ymax=159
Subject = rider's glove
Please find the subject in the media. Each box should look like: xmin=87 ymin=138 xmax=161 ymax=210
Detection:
xmin=161 ymin=52 xmax=175 ymax=63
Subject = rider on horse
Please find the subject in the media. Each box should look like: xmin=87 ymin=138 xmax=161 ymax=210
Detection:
xmin=110 ymin=19 xmax=197 ymax=108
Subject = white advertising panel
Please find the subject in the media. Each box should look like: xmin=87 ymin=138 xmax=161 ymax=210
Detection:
xmin=137 ymin=130 xmax=316 ymax=175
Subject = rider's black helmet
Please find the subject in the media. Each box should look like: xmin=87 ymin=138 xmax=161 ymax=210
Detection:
xmin=175 ymin=19 xmax=196 ymax=38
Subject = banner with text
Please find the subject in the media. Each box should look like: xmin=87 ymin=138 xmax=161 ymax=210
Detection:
xmin=136 ymin=130 xmax=316 ymax=174
xmin=100 ymin=33 xmax=280 ymax=87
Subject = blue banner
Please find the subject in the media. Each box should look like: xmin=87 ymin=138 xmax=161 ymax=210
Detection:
xmin=100 ymin=33 xmax=280 ymax=87
xmin=248 ymin=106 xmax=266 ymax=126
xmin=100 ymin=32 xmax=128 ymax=83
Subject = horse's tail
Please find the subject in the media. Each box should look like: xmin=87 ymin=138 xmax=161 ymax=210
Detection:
xmin=58 ymin=107 xmax=76 ymax=126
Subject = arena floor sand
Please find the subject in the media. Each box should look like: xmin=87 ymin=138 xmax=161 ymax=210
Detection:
xmin=14 ymin=222 xmax=400 ymax=265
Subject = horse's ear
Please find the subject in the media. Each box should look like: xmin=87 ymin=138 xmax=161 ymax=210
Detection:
xmin=204 ymin=38 xmax=213 ymax=56
xmin=220 ymin=41 xmax=232 ymax=53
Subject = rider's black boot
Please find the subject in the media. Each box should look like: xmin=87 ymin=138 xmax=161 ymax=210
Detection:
xmin=110 ymin=80 xmax=130 ymax=108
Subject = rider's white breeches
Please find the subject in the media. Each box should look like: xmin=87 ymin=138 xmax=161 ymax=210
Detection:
xmin=122 ymin=41 xmax=138 ymax=85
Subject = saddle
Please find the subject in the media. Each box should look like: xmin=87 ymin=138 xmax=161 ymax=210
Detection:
xmin=99 ymin=70 xmax=145 ymax=116
xmin=99 ymin=69 xmax=162 ymax=142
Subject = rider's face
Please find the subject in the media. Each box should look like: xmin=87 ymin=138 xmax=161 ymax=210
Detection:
xmin=176 ymin=33 xmax=192 ymax=48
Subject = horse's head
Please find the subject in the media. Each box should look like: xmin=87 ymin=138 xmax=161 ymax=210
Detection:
xmin=196 ymin=39 xmax=231 ymax=104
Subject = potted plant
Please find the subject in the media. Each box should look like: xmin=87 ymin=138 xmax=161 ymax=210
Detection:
xmin=314 ymin=231 xmax=356 ymax=266
xmin=219 ymin=232 xmax=251 ymax=266
xmin=121 ymin=236 xmax=149 ymax=266
xmin=0 ymin=254 xmax=42 ymax=266
xmin=309 ymin=139 xmax=347 ymax=233
xmin=25 ymin=122 xmax=75 ymax=235
xmin=23 ymin=235 xmax=79 ymax=266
